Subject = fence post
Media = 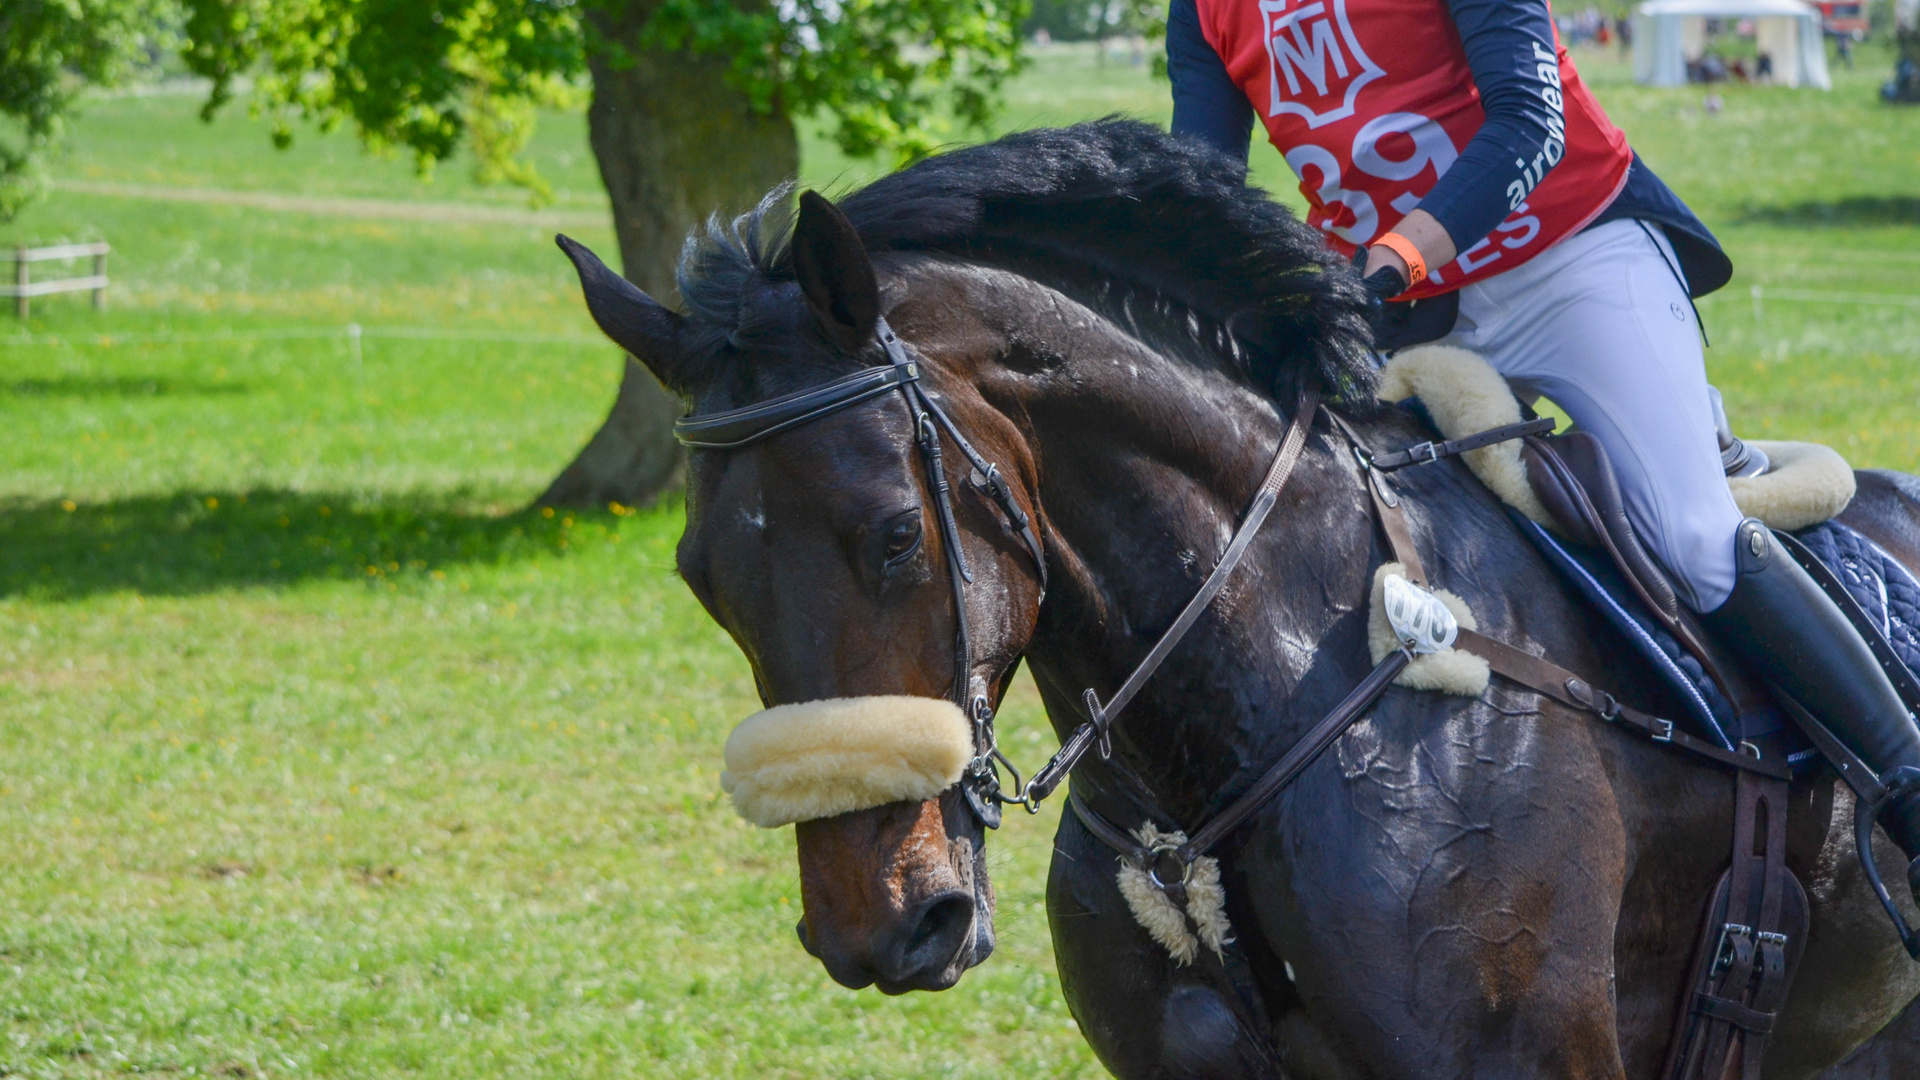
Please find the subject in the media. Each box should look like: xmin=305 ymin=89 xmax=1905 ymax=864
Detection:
xmin=14 ymin=246 xmax=26 ymax=320
xmin=93 ymin=249 xmax=107 ymax=311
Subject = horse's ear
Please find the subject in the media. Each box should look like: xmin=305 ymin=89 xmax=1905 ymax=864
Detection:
xmin=791 ymin=190 xmax=878 ymax=354
xmin=555 ymin=234 xmax=692 ymax=392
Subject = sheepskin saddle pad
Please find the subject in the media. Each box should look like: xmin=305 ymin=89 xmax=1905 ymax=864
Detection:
xmin=1379 ymin=345 xmax=1858 ymax=533
xmin=1374 ymin=346 xmax=1920 ymax=766
xmin=720 ymin=696 xmax=973 ymax=827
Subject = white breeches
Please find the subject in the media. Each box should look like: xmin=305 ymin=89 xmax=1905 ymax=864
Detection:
xmin=1435 ymin=218 xmax=1744 ymax=612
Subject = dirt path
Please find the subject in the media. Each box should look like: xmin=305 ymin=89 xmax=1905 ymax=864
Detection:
xmin=58 ymin=180 xmax=610 ymax=229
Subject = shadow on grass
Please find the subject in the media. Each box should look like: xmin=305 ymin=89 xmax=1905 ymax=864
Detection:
xmin=0 ymin=490 xmax=641 ymax=600
xmin=3 ymin=376 xmax=253 ymax=398
xmin=1739 ymin=197 xmax=1920 ymax=228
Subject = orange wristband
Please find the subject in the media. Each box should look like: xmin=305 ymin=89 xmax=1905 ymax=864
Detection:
xmin=1373 ymin=231 xmax=1427 ymax=289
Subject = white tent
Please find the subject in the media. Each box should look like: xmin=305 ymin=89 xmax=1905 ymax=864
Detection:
xmin=1632 ymin=0 xmax=1831 ymax=89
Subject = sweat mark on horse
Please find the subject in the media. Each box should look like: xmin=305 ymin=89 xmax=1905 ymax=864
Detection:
xmin=558 ymin=120 xmax=1920 ymax=1078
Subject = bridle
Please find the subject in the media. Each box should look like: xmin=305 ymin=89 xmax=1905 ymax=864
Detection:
xmin=671 ymin=314 xmax=1387 ymax=835
xmin=674 ymin=317 xmax=1048 ymax=828
xmin=671 ymin=316 xmax=1775 ymax=899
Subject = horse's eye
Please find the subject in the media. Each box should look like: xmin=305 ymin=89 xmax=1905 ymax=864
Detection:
xmin=883 ymin=516 xmax=922 ymax=568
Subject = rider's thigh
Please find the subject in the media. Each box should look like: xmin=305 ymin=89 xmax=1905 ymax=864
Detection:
xmin=1439 ymin=219 xmax=1744 ymax=612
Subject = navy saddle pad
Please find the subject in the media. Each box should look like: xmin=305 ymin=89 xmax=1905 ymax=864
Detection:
xmin=1512 ymin=512 xmax=1920 ymax=770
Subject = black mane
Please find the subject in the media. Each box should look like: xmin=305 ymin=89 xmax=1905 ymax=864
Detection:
xmin=676 ymin=118 xmax=1375 ymax=404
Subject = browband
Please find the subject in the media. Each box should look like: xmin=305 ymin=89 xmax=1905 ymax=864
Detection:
xmin=673 ymin=361 xmax=920 ymax=449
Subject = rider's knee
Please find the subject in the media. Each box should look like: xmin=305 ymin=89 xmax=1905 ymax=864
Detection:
xmin=1655 ymin=511 xmax=1740 ymax=613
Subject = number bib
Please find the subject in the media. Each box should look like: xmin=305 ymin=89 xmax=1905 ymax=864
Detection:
xmin=1195 ymin=0 xmax=1632 ymax=297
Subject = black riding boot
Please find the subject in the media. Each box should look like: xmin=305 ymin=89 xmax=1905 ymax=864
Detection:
xmin=1701 ymin=519 xmax=1920 ymax=906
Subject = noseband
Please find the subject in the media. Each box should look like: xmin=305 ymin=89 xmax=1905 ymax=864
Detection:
xmin=674 ymin=317 xmax=1048 ymax=827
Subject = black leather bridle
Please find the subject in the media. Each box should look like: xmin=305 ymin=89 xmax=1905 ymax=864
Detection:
xmin=674 ymin=315 xmax=1355 ymax=834
xmin=674 ymin=317 xmax=1048 ymax=827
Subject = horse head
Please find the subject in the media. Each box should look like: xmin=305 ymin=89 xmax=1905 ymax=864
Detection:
xmin=558 ymin=190 xmax=1047 ymax=993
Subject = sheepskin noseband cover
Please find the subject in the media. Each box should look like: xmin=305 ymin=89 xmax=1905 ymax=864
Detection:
xmin=720 ymin=696 xmax=973 ymax=827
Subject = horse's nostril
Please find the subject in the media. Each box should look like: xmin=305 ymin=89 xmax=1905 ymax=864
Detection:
xmin=899 ymin=893 xmax=975 ymax=974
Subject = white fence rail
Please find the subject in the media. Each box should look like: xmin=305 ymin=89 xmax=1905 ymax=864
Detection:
xmin=4 ymin=242 xmax=110 ymax=318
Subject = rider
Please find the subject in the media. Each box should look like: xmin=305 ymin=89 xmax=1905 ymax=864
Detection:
xmin=1167 ymin=0 xmax=1920 ymax=905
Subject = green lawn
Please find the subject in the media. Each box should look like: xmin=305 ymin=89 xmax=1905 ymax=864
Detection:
xmin=2 ymin=39 xmax=1917 ymax=1079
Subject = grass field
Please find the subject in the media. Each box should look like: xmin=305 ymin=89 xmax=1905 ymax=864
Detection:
xmin=2 ymin=39 xmax=1916 ymax=1079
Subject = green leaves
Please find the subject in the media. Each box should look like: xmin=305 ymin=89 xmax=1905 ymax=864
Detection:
xmin=0 ymin=0 xmax=177 ymax=221
xmin=6 ymin=0 xmax=1037 ymax=218
xmin=178 ymin=0 xmax=587 ymax=199
xmin=600 ymin=0 xmax=1029 ymax=164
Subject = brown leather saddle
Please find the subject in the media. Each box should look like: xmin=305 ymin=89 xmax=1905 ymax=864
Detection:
xmin=1522 ymin=430 xmax=1809 ymax=1080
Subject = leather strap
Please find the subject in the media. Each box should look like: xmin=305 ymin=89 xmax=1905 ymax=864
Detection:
xmin=674 ymin=363 xmax=919 ymax=448
xmin=1691 ymin=992 xmax=1776 ymax=1035
xmin=1453 ymin=629 xmax=1789 ymax=779
xmin=1025 ymin=387 xmax=1322 ymax=804
xmin=1181 ymin=647 xmax=1412 ymax=858
xmin=1327 ymin=411 xmax=1429 ymax=588
xmin=1365 ymin=416 xmax=1555 ymax=471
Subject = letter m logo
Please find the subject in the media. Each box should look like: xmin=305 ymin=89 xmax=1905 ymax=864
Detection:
xmin=1258 ymin=0 xmax=1384 ymax=128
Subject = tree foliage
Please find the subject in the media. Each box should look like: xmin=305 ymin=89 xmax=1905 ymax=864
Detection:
xmin=0 ymin=0 xmax=175 ymax=220
xmin=175 ymin=0 xmax=1028 ymax=197
xmin=1023 ymin=0 xmax=1162 ymax=45
xmin=2 ymin=0 xmax=1030 ymax=218
xmin=177 ymin=0 xmax=587 ymax=200
xmin=640 ymin=0 xmax=1028 ymax=160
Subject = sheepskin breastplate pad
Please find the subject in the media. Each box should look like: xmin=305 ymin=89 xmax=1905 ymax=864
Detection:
xmin=719 ymin=696 xmax=974 ymax=827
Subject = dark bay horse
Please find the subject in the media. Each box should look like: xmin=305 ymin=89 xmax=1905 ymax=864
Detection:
xmin=558 ymin=121 xmax=1920 ymax=1078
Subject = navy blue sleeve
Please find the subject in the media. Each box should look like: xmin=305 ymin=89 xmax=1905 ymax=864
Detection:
xmin=1417 ymin=0 xmax=1570 ymax=253
xmin=1167 ymin=0 xmax=1254 ymax=164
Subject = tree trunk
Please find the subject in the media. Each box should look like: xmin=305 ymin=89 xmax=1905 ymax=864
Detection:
xmin=536 ymin=7 xmax=799 ymax=510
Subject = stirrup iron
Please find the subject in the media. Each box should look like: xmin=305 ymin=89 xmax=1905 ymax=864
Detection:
xmin=1855 ymin=765 xmax=1920 ymax=960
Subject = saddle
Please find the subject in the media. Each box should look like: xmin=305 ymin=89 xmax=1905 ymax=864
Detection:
xmin=1522 ymin=430 xmax=1810 ymax=1080
xmin=1523 ymin=431 xmax=1778 ymax=723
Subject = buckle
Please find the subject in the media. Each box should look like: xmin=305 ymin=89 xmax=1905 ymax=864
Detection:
xmin=1652 ymin=718 xmax=1674 ymax=742
xmin=1407 ymin=440 xmax=1439 ymax=463
xmin=1756 ymin=930 xmax=1789 ymax=947
xmin=1566 ymin=678 xmax=1622 ymax=722
xmin=1711 ymin=923 xmax=1753 ymax=976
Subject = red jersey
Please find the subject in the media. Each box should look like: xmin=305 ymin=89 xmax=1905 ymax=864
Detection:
xmin=1193 ymin=0 xmax=1633 ymax=297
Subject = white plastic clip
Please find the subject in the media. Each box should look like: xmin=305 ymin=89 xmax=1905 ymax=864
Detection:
xmin=1383 ymin=573 xmax=1459 ymax=655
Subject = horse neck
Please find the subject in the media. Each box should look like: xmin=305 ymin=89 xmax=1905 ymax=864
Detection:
xmin=935 ymin=265 xmax=1386 ymax=824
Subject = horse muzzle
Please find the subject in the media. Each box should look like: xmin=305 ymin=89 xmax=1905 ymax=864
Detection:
xmin=798 ymin=880 xmax=993 ymax=993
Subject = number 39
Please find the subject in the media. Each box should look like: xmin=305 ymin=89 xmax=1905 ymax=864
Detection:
xmin=1283 ymin=111 xmax=1458 ymax=245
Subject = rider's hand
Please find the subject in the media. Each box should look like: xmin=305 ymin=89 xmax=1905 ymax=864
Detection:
xmin=1355 ymin=255 xmax=1408 ymax=343
xmin=1361 ymin=264 xmax=1408 ymax=305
